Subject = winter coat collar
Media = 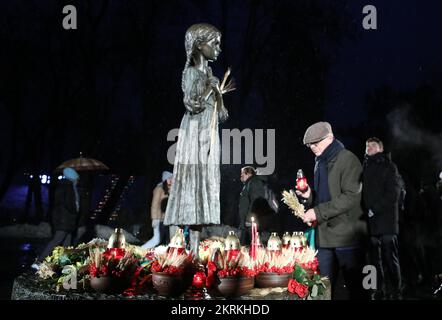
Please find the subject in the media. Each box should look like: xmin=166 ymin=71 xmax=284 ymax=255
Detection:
xmin=364 ymin=152 xmax=391 ymax=166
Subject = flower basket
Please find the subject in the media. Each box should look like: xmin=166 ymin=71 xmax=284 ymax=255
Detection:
xmin=214 ymin=276 xmax=254 ymax=297
xmin=152 ymin=272 xmax=185 ymax=297
xmin=255 ymin=272 xmax=290 ymax=288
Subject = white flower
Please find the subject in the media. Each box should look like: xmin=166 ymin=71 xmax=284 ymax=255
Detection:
xmin=36 ymin=262 xmax=56 ymax=279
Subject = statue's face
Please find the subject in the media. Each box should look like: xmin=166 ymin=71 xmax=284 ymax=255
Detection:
xmin=199 ymin=35 xmax=221 ymax=61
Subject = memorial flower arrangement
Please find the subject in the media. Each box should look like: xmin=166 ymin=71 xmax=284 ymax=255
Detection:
xmin=199 ymin=246 xmax=256 ymax=297
xmin=122 ymin=251 xmax=155 ymax=296
xmin=208 ymin=247 xmax=256 ymax=280
xmin=33 ymin=238 xmax=185 ymax=296
xmin=255 ymin=247 xmax=296 ymax=274
xmin=36 ymin=239 xmax=109 ymax=281
xmin=150 ymin=245 xmax=193 ymax=275
xmin=287 ymin=247 xmax=327 ymax=299
xmin=32 ymin=233 xmax=328 ymax=298
xmin=88 ymin=247 xmax=139 ymax=279
xmin=87 ymin=245 xmax=157 ymax=295
xmin=35 ymin=237 xmax=154 ymax=293
xmin=36 ymin=245 xmax=90 ymax=291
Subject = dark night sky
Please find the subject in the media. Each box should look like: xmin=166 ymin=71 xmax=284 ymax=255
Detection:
xmin=325 ymin=0 xmax=440 ymax=125
xmin=0 ymin=0 xmax=441 ymax=209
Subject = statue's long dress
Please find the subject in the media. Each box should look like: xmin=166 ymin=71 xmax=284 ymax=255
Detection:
xmin=164 ymin=66 xmax=228 ymax=226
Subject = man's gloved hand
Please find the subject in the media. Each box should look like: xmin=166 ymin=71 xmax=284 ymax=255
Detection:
xmin=152 ymin=219 xmax=161 ymax=228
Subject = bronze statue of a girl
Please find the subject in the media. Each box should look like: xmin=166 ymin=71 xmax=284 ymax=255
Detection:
xmin=164 ymin=23 xmax=230 ymax=256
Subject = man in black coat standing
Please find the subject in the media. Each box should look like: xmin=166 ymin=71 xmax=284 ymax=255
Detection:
xmin=362 ymin=137 xmax=402 ymax=300
xmin=36 ymin=168 xmax=85 ymax=262
xmin=238 ymin=166 xmax=274 ymax=244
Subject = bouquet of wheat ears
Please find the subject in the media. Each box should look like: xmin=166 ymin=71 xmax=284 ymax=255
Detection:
xmin=281 ymin=190 xmax=306 ymax=220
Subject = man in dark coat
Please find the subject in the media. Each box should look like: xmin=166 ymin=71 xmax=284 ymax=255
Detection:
xmin=37 ymin=168 xmax=84 ymax=262
xmin=362 ymin=137 xmax=402 ymax=299
xmin=297 ymin=122 xmax=368 ymax=300
xmin=238 ymin=166 xmax=274 ymax=244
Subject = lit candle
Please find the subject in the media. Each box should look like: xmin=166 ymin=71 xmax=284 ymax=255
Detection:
xmin=251 ymin=217 xmax=255 ymax=258
xmin=296 ymin=169 xmax=308 ymax=192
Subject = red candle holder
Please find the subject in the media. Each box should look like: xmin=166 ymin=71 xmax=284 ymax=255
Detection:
xmin=226 ymin=249 xmax=240 ymax=261
xmin=296 ymin=169 xmax=308 ymax=192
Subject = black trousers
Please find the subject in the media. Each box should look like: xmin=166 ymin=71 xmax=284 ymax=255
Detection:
xmin=370 ymin=234 xmax=402 ymax=295
xmin=318 ymin=246 xmax=368 ymax=300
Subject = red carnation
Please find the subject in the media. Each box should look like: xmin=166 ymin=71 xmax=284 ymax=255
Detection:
xmin=151 ymin=261 xmax=163 ymax=273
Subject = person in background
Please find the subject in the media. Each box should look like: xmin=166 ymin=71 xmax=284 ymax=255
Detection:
xmin=238 ymin=166 xmax=264 ymax=244
xmin=141 ymin=171 xmax=172 ymax=249
xmin=362 ymin=137 xmax=402 ymax=300
xmin=36 ymin=168 xmax=84 ymax=263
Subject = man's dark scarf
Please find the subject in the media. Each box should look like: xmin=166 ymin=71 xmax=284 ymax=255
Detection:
xmin=314 ymin=139 xmax=345 ymax=205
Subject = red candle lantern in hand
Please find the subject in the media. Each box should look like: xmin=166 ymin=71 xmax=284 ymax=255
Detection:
xmin=296 ymin=169 xmax=317 ymax=227
xmin=296 ymin=169 xmax=308 ymax=193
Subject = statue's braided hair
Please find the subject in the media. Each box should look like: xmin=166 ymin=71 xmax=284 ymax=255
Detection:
xmin=182 ymin=23 xmax=221 ymax=92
